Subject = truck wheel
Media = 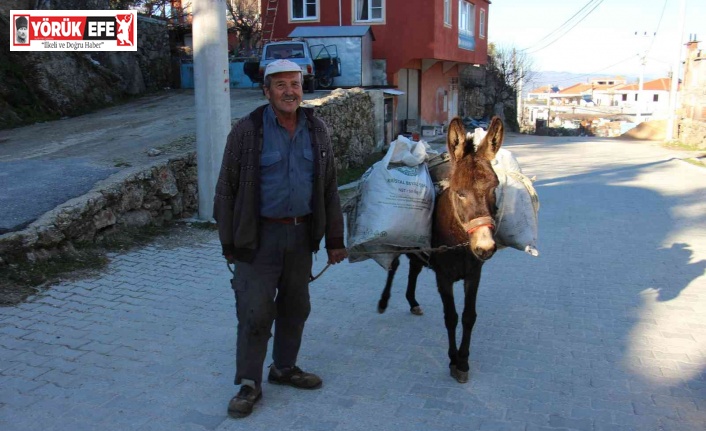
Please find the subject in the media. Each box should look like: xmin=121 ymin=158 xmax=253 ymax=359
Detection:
xmin=305 ymin=78 xmax=315 ymax=93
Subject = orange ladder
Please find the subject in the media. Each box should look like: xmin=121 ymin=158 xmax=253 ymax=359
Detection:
xmin=261 ymin=0 xmax=279 ymax=44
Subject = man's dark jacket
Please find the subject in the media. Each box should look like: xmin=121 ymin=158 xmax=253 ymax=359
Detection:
xmin=213 ymin=104 xmax=345 ymax=263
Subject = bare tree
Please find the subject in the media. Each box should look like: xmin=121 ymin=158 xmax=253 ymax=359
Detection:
xmin=487 ymin=44 xmax=536 ymax=109
xmin=41 ymin=0 xmax=111 ymax=9
xmin=460 ymin=43 xmax=535 ymax=131
xmin=225 ymin=0 xmax=261 ymax=56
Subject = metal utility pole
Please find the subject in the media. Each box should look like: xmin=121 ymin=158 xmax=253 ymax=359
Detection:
xmin=193 ymin=0 xmax=231 ymax=221
xmin=636 ymin=55 xmax=645 ymax=124
xmin=513 ymin=48 xmax=523 ymax=128
xmin=666 ymin=0 xmax=686 ymax=141
xmin=517 ymin=66 xmax=524 ymax=129
xmin=633 ymin=30 xmax=653 ymax=125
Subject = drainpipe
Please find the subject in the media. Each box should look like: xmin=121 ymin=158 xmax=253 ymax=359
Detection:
xmin=636 ymin=56 xmax=645 ymax=124
xmin=339 ymin=0 xmax=342 ymax=26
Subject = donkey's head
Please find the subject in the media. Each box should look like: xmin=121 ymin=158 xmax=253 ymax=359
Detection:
xmin=446 ymin=116 xmax=504 ymax=261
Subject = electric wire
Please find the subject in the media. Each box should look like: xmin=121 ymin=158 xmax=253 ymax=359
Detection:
xmin=524 ymin=0 xmax=601 ymax=48
xmin=524 ymin=0 xmax=606 ymax=54
xmin=644 ymin=0 xmax=668 ymax=58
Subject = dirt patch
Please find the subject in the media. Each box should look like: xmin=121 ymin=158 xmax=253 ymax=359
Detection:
xmin=621 ymin=120 xmax=667 ymax=141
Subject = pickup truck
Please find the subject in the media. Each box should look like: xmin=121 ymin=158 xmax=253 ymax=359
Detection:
xmin=243 ymin=39 xmax=340 ymax=93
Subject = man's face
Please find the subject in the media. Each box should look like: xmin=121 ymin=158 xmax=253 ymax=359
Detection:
xmin=264 ymin=71 xmax=303 ymax=116
xmin=17 ymin=26 xmax=27 ymax=41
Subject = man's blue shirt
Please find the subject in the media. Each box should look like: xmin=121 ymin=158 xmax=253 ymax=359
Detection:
xmin=260 ymin=105 xmax=314 ymax=218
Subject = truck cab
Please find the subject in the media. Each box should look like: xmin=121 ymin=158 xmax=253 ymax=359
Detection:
xmin=255 ymin=40 xmax=317 ymax=93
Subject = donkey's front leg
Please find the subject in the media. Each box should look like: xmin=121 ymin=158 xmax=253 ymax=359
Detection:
xmin=455 ymin=266 xmax=483 ymax=383
xmin=436 ymin=275 xmax=459 ymax=378
xmin=378 ymin=255 xmax=401 ymax=313
xmin=405 ymin=254 xmax=424 ymax=315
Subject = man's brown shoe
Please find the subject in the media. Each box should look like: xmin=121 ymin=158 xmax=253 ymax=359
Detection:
xmin=267 ymin=365 xmax=322 ymax=389
xmin=227 ymin=385 xmax=262 ymax=418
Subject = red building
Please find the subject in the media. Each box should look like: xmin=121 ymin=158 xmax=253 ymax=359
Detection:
xmin=261 ymin=0 xmax=490 ymax=128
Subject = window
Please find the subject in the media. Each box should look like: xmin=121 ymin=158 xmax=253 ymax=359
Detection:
xmin=634 ymin=94 xmax=638 ymax=101
xmin=622 ymin=94 xmax=627 ymax=102
xmin=291 ymin=0 xmax=318 ymax=20
xmin=444 ymin=0 xmax=451 ymax=26
xmin=653 ymin=94 xmax=659 ymax=102
xmin=479 ymin=8 xmax=486 ymax=38
xmin=265 ymin=43 xmax=305 ymax=60
xmin=458 ymin=0 xmax=475 ymax=35
xmin=355 ymin=0 xmax=384 ymax=22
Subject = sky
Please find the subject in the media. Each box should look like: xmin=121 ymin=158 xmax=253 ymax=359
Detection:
xmin=488 ymin=0 xmax=705 ymax=80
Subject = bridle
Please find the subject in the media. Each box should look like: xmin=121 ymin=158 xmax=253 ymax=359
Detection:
xmin=449 ymin=189 xmax=496 ymax=236
xmin=464 ymin=215 xmax=495 ymax=235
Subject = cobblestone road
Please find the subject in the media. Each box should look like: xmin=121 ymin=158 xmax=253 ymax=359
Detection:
xmin=1 ymin=134 xmax=705 ymax=431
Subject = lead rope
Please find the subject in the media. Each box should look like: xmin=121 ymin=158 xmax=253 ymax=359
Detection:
xmin=227 ymin=241 xmax=472 ymax=281
xmin=306 ymin=241 xmax=472 ymax=283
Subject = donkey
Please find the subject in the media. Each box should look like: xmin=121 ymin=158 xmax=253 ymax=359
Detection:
xmin=378 ymin=116 xmax=504 ymax=383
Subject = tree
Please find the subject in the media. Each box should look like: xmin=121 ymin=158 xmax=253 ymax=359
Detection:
xmin=460 ymin=43 xmax=535 ymax=131
xmin=225 ymin=0 xmax=261 ymax=56
xmin=490 ymin=45 xmax=535 ymax=103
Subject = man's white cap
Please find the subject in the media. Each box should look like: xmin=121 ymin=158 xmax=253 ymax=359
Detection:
xmin=264 ymin=59 xmax=303 ymax=78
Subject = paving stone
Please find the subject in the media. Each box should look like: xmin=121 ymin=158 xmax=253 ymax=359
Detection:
xmin=2 ymin=135 xmax=706 ymax=431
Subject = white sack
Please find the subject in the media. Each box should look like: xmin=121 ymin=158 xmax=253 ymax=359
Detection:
xmin=346 ymin=137 xmax=435 ymax=269
xmin=492 ymin=150 xmax=540 ymax=256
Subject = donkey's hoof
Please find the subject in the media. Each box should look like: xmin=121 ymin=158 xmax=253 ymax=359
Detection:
xmin=450 ymin=365 xmax=469 ymax=383
xmin=377 ymin=302 xmax=387 ymax=314
xmin=410 ymin=306 xmax=424 ymax=316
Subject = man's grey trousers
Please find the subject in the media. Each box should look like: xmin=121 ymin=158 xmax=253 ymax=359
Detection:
xmin=231 ymin=220 xmax=313 ymax=386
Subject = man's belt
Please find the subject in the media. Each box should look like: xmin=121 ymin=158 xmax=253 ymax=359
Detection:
xmin=261 ymin=214 xmax=312 ymax=225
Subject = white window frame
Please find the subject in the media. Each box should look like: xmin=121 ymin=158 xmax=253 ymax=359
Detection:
xmin=354 ymin=0 xmax=385 ymax=23
xmin=290 ymin=0 xmax=318 ymax=21
xmin=479 ymin=8 xmax=486 ymax=38
xmin=444 ymin=0 xmax=451 ymax=27
xmin=458 ymin=0 xmax=475 ymax=36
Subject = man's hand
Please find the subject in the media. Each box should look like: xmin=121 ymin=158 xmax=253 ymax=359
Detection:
xmin=326 ymin=248 xmax=348 ymax=265
xmin=224 ymin=254 xmax=235 ymax=264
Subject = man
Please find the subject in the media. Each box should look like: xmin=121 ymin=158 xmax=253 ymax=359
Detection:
xmin=15 ymin=16 xmax=28 ymax=45
xmin=214 ymin=59 xmax=348 ymax=419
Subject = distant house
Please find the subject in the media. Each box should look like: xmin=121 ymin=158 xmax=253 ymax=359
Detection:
xmin=554 ymin=77 xmax=627 ymax=106
xmin=260 ymin=0 xmax=491 ymax=131
xmin=527 ymin=84 xmax=559 ymax=102
xmin=610 ymin=78 xmax=673 ymax=115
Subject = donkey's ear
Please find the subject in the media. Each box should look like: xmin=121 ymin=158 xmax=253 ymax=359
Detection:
xmin=446 ymin=117 xmax=466 ymax=162
xmin=477 ymin=116 xmax=504 ymax=159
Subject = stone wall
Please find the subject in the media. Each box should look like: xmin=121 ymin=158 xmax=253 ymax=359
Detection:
xmin=678 ymin=118 xmax=706 ymax=149
xmin=0 ymin=1 xmax=33 ymax=15
xmin=303 ymin=87 xmax=377 ymax=170
xmin=0 ymin=88 xmax=376 ymax=265
xmin=0 ymin=155 xmax=198 ymax=265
